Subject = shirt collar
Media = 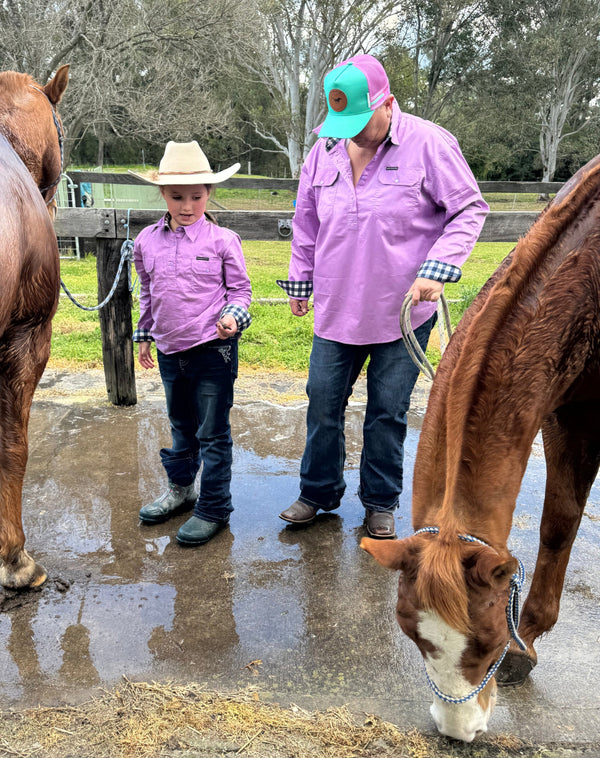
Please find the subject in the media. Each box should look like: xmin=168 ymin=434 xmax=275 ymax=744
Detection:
xmin=388 ymin=101 xmax=402 ymax=146
xmin=162 ymin=212 xmax=208 ymax=241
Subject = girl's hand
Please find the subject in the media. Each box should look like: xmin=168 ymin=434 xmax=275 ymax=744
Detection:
xmin=138 ymin=341 xmax=155 ymax=369
xmin=217 ymin=315 xmax=238 ymax=339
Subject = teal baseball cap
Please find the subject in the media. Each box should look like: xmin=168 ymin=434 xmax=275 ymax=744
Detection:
xmin=319 ymin=54 xmax=390 ymax=139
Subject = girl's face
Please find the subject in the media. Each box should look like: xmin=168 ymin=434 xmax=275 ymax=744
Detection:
xmin=160 ymin=184 xmax=210 ymax=228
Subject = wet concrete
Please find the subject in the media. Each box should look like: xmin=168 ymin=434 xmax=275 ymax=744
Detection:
xmin=2 ymin=367 xmax=600 ymax=747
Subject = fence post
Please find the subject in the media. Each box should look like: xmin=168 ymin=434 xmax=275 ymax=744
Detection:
xmin=96 ymin=237 xmax=137 ymax=406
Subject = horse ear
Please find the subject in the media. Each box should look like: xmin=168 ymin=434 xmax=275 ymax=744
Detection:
xmin=44 ymin=64 xmax=70 ymax=105
xmin=360 ymin=536 xmax=416 ymax=571
xmin=468 ymin=547 xmax=518 ymax=588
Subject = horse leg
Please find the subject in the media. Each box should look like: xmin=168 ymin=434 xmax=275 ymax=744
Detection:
xmin=0 ymin=324 xmax=52 ymax=590
xmin=498 ymin=411 xmax=600 ymax=685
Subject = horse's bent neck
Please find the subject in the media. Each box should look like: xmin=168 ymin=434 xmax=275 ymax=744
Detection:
xmin=415 ymin=157 xmax=600 ymax=545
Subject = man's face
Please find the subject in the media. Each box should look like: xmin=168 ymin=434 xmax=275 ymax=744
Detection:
xmin=350 ymin=96 xmax=394 ymax=149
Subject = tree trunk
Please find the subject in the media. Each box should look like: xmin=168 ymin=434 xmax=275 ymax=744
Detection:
xmin=97 ymin=133 xmax=104 ymax=169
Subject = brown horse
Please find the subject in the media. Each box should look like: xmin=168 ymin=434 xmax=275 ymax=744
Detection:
xmin=362 ymin=153 xmax=600 ymax=741
xmin=0 ymin=66 xmax=69 ymax=589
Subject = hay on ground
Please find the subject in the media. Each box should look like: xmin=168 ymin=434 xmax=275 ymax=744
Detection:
xmin=0 ymin=679 xmax=529 ymax=758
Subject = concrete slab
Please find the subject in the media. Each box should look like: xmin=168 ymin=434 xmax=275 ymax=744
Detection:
xmin=2 ymin=368 xmax=600 ymax=747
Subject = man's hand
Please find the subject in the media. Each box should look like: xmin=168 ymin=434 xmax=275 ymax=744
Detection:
xmin=290 ymin=298 xmax=310 ymax=316
xmin=408 ymin=277 xmax=444 ymax=306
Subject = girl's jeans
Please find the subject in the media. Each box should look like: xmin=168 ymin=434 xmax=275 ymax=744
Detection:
xmin=157 ymin=338 xmax=238 ymax=523
xmin=298 ymin=315 xmax=435 ymax=513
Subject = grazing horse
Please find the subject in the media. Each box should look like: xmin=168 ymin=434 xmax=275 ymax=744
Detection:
xmin=362 ymin=153 xmax=600 ymax=742
xmin=0 ymin=66 xmax=69 ymax=589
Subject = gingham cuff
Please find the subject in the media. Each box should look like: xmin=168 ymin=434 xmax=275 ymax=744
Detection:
xmin=276 ymin=280 xmax=313 ymax=299
xmin=221 ymin=303 xmax=252 ymax=333
xmin=133 ymin=328 xmax=154 ymax=343
xmin=417 ymin=260 xmax=462 ymax=283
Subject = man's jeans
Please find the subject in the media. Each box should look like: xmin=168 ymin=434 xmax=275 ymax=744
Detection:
xmin=157 ymin=338 xmax=238 ymax=523
xmin=299 ymin=315 xmax=435 ymax=513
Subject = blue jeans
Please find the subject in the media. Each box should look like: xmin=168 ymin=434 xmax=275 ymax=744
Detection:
xmin=299 ymin=315 xmax=435 ymax=513
xmin=157 ymin=338 xmax=238 ymax=523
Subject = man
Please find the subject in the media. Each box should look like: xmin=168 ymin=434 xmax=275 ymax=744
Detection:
xmin=277 ymin=54 xmax=488 ymax=538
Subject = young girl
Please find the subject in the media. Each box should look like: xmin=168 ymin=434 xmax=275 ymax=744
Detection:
xmin=131 ymin=141 xmax=251 ymax=546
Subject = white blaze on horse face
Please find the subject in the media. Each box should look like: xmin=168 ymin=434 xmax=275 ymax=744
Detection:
xmin=418 ymin=610 xmax=494 ymax=743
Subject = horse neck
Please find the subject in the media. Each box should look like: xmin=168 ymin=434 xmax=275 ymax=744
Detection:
xmin=414 ymin=158 xmax=600 ymax=546
xmin=0 ymin=72 xmax=52 ymax=187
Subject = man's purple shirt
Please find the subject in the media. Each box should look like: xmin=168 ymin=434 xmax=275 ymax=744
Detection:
xmin=134 ymin=215 xmax=251 ymax=354
xmin=283 ymin=102 xmax=489 ymax=345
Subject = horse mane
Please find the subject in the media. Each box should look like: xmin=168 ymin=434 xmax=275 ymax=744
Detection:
xmin=440 ymin=157 xmax=600 ymax=515
xmin=415 ymin=535 xmax=470 ymax=635
xmin=0 ymin=71 xmax=35 ymax=100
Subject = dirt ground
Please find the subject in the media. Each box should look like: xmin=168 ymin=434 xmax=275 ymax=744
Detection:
xmin=0 ymin=369 xmax=595 ymax=758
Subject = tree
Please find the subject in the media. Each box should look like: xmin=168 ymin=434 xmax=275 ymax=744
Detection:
xmin=0 ymin=0 xmax=258 ymax=166
xmin=402 ymin=0 xmax=491 ymax=122
xmin=242 ymin=0 xmax=404 ymax=178
xmin=485 ymin=0 xmax=600 ymax=183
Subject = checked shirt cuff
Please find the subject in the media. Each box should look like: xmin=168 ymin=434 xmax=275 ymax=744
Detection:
xmin=133 ymin=328 xmax=154 ymax=343
xmin=276 ymin=280 xmax=313 ymax=299
xmin=221 ymin=303 xmax=252 ymax=333
xmin=417 ymin=260 xmax=462 ymax=283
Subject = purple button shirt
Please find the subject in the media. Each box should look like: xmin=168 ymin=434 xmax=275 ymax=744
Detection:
xmin=289 ymin=102 xmax=489 ymax=344
xmin=134 ymin=215 xmax=251 ymax=354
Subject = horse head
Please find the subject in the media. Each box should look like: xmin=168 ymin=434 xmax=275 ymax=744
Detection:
xmin=361 ymin=532 xmax=520 ymax=742
xmin=0 ymin=64 xmax=69 ymax=220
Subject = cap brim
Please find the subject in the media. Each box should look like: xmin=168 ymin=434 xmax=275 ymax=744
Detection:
xmin=318 ymin=111 xmax=373 ymax=139
xmin=128 ymin=163 xmax=241 ymax=185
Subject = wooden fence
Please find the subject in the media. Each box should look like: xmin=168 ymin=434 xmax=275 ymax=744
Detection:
xmin=55 ymin=172 xmax=563 ymax=406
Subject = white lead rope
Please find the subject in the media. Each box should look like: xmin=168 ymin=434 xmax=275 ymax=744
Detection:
xmin=400 ymin=292 xmax=453 ymax=380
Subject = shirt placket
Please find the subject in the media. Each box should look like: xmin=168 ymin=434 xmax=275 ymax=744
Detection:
xmin=331 ymin=148 xmax=358 ymax=230
xmin=355 ymin=139 xmax=388 ymax=211
xmin=169 ymin=228 xmax=185 ymax=278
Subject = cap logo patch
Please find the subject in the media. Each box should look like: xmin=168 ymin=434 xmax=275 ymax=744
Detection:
xmin=328 ymin=89 xmax=347 ymax=112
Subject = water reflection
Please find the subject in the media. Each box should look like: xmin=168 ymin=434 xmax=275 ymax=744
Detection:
xmin=147 ymin=530 xmax=239 ymax=670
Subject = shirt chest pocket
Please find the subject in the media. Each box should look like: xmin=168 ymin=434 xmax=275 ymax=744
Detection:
xmin=374 ymin=167 xmax=422 ymax=220
xmin=191 ymin=256 xmax=222 ymax=277
xmin=312 ymin=168 xmax=340 ymax=221
xmin=142 ymin=251 xmax=156 ymax=274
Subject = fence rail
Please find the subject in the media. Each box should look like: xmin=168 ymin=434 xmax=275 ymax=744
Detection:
xmin=58 ymin=172 xmax=559 ymax=406
xmin=67 ymin=170 xmax=564 ymax=195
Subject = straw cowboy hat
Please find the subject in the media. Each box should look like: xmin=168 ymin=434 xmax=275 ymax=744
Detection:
xmin=130 ymin=141 xmax=240 ymax=185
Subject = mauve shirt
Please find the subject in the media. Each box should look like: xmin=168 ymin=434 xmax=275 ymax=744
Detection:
xmin=134 ymin=215 xmax=251 ymax=354
xmin=288 ymin=102 xmax=489 ymax=345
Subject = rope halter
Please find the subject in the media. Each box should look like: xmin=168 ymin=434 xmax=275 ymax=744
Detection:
xmin=414 ymin=526 xmax=526 ymax=705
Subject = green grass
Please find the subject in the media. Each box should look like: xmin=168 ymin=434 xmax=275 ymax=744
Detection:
xmin=53 ymin=240 xmax=513 ymax=372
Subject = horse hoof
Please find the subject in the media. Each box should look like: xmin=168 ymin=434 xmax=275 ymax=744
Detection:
xmin=496 ymin=649 xmax=536 ymax=686
xmin=29 ymin=563 xmax=48 ymax=588
xmin=0 ymin=550 xmax=48 ymax=590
